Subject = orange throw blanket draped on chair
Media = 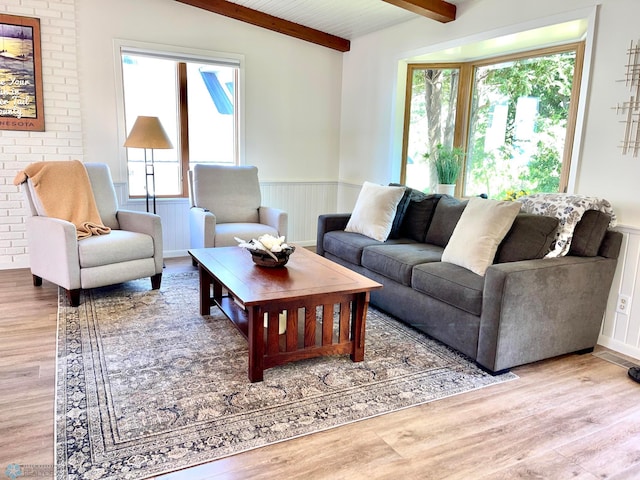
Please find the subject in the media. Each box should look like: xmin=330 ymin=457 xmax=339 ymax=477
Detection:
xmin=13 ymin=160 xmax=111 ymax=240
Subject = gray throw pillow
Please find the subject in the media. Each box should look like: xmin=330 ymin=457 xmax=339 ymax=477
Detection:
xmin=424 ymin=196 xmax=468 ymax=247
xmin=388 ymin=184 xmax=411 ymax=239
xmin=400 ymin=192 xmax=442 ymax=242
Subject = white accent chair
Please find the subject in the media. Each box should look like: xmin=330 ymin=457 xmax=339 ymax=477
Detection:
xmin=188 ymin=164 xmax=288 ymax=251
xmin=20 ymin=162 xmax=163 ymax=306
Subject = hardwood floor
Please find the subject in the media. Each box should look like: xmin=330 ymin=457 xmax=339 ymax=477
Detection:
xmin=1 ymin=257 xmax=640 ymax=479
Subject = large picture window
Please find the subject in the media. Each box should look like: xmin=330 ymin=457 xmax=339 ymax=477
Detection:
xmin=401 ymin=43 xmax=584 ymax=199
xmin=120 ymin=48 xmax=240 ymax=198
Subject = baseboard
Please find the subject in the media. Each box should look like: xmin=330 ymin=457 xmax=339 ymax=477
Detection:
xmin=597 ymin=335 xmax=640 ymax=362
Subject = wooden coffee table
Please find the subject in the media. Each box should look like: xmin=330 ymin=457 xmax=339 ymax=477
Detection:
xmin=188 ymin=246 xmax=382 ymax=382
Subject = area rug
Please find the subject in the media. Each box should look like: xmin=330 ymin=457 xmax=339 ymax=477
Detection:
xmin=55 ymin=271 xmax=516 ymax=479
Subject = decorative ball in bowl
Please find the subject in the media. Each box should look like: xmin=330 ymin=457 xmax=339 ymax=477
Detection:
xmin=235 ymin=235 xmax=295 ymax=268
xmin=249 ymin=245 xmax=295 ymax=267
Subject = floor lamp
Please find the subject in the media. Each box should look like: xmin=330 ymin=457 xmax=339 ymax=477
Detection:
xmin=124 ymin=116 xmax=173 ymax=214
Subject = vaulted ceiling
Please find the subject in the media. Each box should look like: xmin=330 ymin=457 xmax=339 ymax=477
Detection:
xmin=176 ymin=0 xmax=465 ymax=52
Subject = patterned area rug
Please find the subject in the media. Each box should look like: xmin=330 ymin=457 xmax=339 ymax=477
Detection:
xmin=55 ymin=272 xmax=516 ymax=479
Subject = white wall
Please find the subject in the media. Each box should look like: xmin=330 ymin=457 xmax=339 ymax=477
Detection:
xmin=0 ymin=0 xmax=84 ymax=268
xmin=338 ymin=0 xmax=640 ymax=226
xmin=75 ymin=0 xmax=342 ymax=185
xmin=1 ymin=0 xmax=343 ymax=267
xmin=338 ymin=0 xmax=640 ymax=358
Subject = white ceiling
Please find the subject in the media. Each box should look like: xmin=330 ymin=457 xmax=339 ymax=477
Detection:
xmin=225 ymin=0 xmax=469 ymax=39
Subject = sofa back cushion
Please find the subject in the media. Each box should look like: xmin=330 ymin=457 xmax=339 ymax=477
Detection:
xmin=568 ymin=210 xmax=611 ymax=257
xmin=494 ymin=213 xmax=559 ymax=263
xmin=424 ymin=196 xmax=468 ymax=247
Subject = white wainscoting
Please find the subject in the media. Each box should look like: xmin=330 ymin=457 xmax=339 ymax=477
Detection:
xmin=114 ymin=181 xmax=338 ymax=258
xmin=599 ymin=225 xmax=640 ymax=360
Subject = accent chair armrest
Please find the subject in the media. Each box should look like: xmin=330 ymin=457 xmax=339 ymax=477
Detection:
xmin=117 ymin=210 xmax=164 ymax=273
xmin=259 ymin=206 xmax=288 ymax=238
xmin=26 ymin=216 xmax=80 ymax=290
xmin=189 ymin=207 xmax=217 ymax=249
xmin=478 ymin=255 xmax=619 ymax=372
xmin=316 ymin=214 xmax=351 ymax=256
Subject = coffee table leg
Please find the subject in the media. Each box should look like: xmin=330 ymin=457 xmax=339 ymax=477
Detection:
xmin=247 ymin=306 xmax=265 ymax=382
xmin=351 ymin=292 xmax=369 ymax=362
xmin=198 ymin=265 xmax=212 ymax=315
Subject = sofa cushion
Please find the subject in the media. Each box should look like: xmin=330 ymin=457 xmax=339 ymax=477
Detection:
xmin=322 ymin=231 xmax=382 ymax=265
xmin=424 ymin=195 xmax=468 ymax=247
xmin=495 ymin=213 xmax=559 ymax=263
xmin=569 ymin=210 xmax=611 ymax=257
xmin=362 ymin=243 xmax=444 ymax=286
xmin=400 ymin=191 xmax=442 ymax=242
xmin=442 ymin=198 xmax=520 ymax=276
xmin=412 ymin=262 xmax=485 ymax=316
xmin=345 ymin=182 xmax=406 ymax=241
xmin=78 ymin=230 xmax=154 ymax=268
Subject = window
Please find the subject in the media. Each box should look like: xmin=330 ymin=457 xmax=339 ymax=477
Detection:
xmin=401 ymin=43 xmax=584 ymax=199
xmin=120 ymin=48 xmax=240 ymax=198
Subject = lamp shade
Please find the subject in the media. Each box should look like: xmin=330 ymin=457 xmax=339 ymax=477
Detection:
xmin=124 ymin=116 xmax=173 ymax=149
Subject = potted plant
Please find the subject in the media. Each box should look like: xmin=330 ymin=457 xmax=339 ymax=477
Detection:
xmin=424 ymin=144 xmax=465 ymax=196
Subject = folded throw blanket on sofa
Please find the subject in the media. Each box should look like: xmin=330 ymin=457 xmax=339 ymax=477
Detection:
xmin=518 ymin=193 xmax=616 ymax=257
xmin=13 ymin=160 xmax=111 ymax=240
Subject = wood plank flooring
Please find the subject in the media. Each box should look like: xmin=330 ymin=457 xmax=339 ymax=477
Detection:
xmin=1 ymin=257 xmax=640 ymax=479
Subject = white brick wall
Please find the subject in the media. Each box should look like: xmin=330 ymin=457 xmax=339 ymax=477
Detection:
xmin=0 ymin=0 xmax=82 ymax=269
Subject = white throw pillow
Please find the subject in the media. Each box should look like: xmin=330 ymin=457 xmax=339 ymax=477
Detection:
xmin=345 ymin=182 xmax=406 ymax=242
xmin=442 ymin=197 xmax=521 ymax=275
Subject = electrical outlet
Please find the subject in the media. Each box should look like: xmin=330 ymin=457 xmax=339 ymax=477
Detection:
xmin=617 ymin=294 xmax=631 ymax=314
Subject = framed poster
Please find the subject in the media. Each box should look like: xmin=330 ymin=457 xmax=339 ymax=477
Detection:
xmin=0 ymin=13 xmax=44 ymax=131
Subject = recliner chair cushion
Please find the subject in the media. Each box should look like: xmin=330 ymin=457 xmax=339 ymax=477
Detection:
xmin=78 ymin=230 xmax=154 ymax=268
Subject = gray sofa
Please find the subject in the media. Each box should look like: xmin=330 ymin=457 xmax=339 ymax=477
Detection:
xmin=317 ymin=192 xmax=622 ymax=373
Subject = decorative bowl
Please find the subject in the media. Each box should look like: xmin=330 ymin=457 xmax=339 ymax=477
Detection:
xmin=248 ymin=246 xmax=295 ymax=267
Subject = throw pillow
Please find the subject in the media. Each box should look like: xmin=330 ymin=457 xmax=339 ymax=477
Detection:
xmin=345 ymin=182 xmax=406 ymax=242
xmin=388 ymin=184 xmax=411 ymax=239
xmin=400 ymin=192 xmax=442 ymax=242
xmin=442 ymin=197 xmax=521 ymax=276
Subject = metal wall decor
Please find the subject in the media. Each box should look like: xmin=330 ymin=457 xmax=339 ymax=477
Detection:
xmin=614 ymin=39 xmax=640 ymax=157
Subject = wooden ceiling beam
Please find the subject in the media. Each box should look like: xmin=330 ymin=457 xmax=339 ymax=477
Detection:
xmin=175 ymin=0 xmax=351 ymax=52
xmin=382 ymin=0 xmax=456 ymax=23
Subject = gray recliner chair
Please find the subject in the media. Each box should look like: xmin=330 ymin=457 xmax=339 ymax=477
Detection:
xmin=188 ymin=164 xmax=288 ymax=250
xmin=20 ymin=162 xmax=163 ymax=306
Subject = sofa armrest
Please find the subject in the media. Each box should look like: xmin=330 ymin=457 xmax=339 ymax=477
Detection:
xmin=478 ymin=255 xmax=619 ymax=372
xmin=316 ymin=214 xmax=351 ymax=256
xmin=26 ymin=216 xmax=80 ymax=290
xmin=117 ymin=210 xmax=164 ymax=274
xmin=259 ymin=206 xmax=288 ymax=239
xmin=189 ymin=207 xmax=216 ymax=249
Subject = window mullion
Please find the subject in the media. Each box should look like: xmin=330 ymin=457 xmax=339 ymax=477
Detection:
xmin=454 ymin=63 xmax=473 ymax=197
xmin=559 ymin=41 xmax=585 ymax=193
